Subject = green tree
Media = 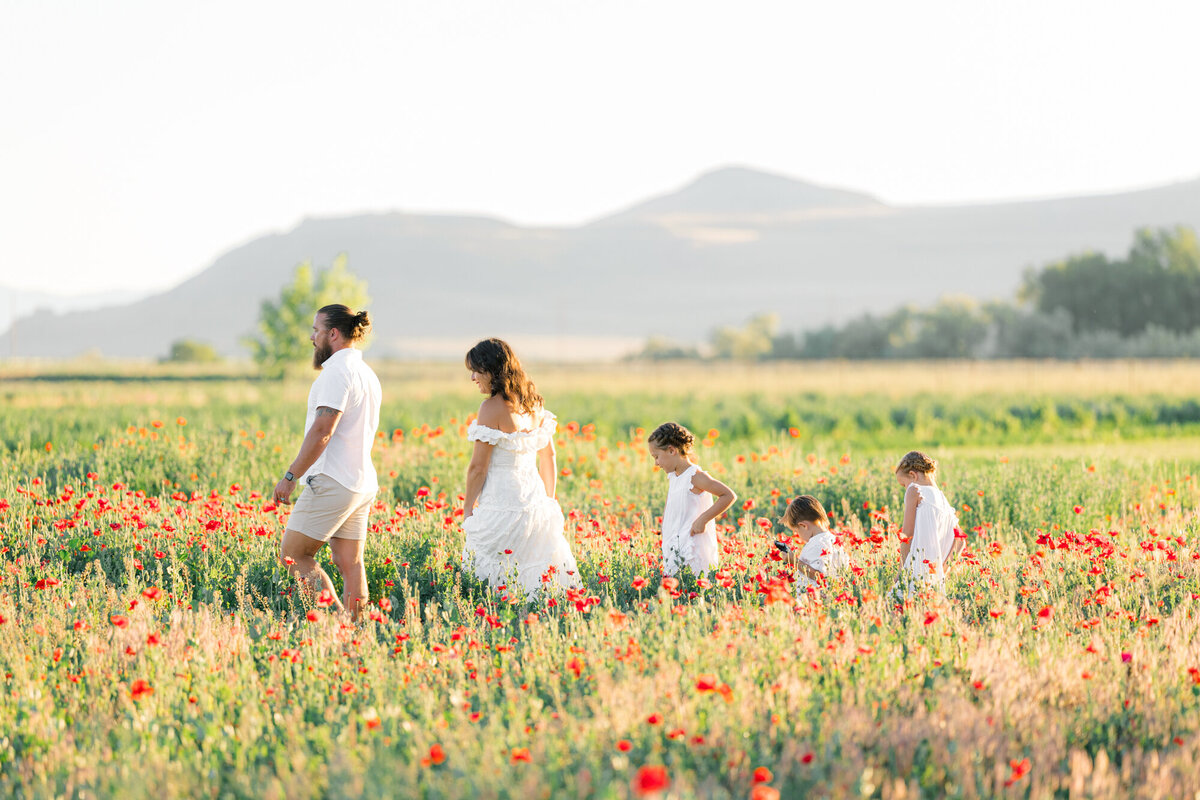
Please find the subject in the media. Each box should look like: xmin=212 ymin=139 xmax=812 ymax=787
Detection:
xmin=1022 ymin=227 xmax=1200 ymax=336
xmin=711 ymin=313 xmax=778 ymax=359
xmin=900 ymin=297 xmax=989 ymax=358
xmin=244 ymin=255 xmax=371 ymax=378
xmin=161 ymin=339 xmax=220 ymax=364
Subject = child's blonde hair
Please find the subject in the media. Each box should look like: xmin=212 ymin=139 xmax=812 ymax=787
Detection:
xmin=896 ymin=450 xmax=937 ymax=475
xmin=647 ymin=422 xmax=695 ymax=455
xmin=782 ymin=495 xmax=829 ymax=528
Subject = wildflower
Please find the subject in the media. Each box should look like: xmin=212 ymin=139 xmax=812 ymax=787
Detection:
xmin=130 ymin=679 xmax=154 ymax=701
xmin=1005 ymin=758 xmax=1031 ymax=786
xmin=751 ymin=787 xmax=781 ymax=800
xmin=1037 ymin=606 xmax=1053 ymax=620
xmin=753 ymin=766 xmax=773 ymax=783
xmin=316 ymin=590 xmax=335 ymax=608
xmin=616 ymin=740 xmax=632 ymax=752
xmin=510 ymin=747 xmax=532 ymax=764
xmin=632 ymin=765 xmax=670 ymax=796
xmin=306 ymin=610 xmax=320 ymax=622
xmin=632 ymin=576 xmax=647 ymax=590
xmin=142 ymin=587 xmax=164 ymax=601
xmin=646 ymin=713 xmax=663 ymax=725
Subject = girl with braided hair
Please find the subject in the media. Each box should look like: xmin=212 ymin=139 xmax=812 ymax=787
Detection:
xmin=893 ymin=450 xmax=963 ymax=598
xmin=647 ymin=422 xmax=736 ymax=577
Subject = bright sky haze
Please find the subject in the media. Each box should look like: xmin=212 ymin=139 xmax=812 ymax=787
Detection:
xmin=2 ymin=0 xmax=1198 ymax=297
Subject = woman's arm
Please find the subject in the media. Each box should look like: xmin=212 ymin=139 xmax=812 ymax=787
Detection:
xmin=687 ymin=470 xmax=737 ymax=535
xmin=537 ymin=439 xmax=557 ymax=498
xmin=462 ymin=440 xmax=494 ymax=520
xmin=899 ymin=484 xmax=921 ymax=562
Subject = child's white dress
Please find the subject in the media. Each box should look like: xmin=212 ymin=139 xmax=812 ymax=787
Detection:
xmin=661 ymin=464 xmax=720 ymax=576
xmin=898 ymin=483 xmax=959 ymax=596
xmin=793 ymin=530 xmax=849 ymax=599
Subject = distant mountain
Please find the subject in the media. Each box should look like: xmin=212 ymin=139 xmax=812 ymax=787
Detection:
xmin=0 ymin=287 xmax=147 ymax=352
xmin=589 ymin=166 xmax=884 ymax=225
xmin=4 ymin=166 xmax=1200 ymax=359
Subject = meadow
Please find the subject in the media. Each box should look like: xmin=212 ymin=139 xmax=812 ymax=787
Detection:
xmin=1 ymin=360 xmax=1199 ymax=799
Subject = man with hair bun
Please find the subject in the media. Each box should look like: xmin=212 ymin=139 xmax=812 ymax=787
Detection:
xmin=272 ymin=304 xmax=382 ymax=620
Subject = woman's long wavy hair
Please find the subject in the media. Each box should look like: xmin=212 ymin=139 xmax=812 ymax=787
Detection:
xmin=465 ymin=338 xmax=543 ymax=416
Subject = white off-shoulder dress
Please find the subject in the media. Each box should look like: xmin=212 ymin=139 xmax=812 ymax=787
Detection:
xmin=461 ymin=410 xmax=581 ymax=596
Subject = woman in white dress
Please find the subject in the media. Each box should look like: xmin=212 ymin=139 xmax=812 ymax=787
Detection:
xmin=461 ymin=339 xmax=581 ymax=596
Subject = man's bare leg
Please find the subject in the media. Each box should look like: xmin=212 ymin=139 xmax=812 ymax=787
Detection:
xmin=280 ymin=529 xmax=346 ymax=613
xmin=330 ymin=536 xmax=368 ymax=621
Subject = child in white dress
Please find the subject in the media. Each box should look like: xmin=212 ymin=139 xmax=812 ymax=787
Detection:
xmin=647 ymin=422 xmax=736 ymax=577
xmin=894 ymin=450 xmax=963 ymax=598
xmin=777 ymin=495 xmax=849 ymax=602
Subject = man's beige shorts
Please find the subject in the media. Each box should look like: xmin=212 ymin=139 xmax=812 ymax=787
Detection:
xmin=287 ymin=474 xmax=375 ymax=542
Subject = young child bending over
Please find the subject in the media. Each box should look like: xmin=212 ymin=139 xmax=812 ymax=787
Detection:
xmin=647 ymin=422 xmax=736 ymax=577
xmin=777 ymin=495 xmax=849 ymax=602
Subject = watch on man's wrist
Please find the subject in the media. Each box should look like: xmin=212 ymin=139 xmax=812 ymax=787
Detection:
xmin=284 ymin=471 xmax=295 ymax=482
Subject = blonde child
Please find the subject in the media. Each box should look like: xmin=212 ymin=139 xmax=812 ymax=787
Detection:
xmin=894 ymin=450 xmax=962 ymax=597
xmin=647 ymin=422 xmax=736 ymax=577
xmin=777 ymin=495 xmax=849 ymax=601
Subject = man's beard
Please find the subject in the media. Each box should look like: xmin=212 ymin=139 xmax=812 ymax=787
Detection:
xmin=313 ymin=341 xmax=333 ymax=369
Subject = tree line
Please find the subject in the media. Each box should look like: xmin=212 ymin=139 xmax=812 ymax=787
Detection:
xmin=639 ymin=226 xmax=1200 ymax=360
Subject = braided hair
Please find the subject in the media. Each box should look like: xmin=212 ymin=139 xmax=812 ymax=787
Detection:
xmin=647 ymin=422 xmax=696 ymax=455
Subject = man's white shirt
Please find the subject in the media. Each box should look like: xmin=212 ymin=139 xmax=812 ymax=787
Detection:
xmin=301 ymin=348 xmax=382 ymax=494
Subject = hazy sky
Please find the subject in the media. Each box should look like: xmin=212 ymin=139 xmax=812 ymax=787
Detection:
xmin=2 ymin=0 xmax=1198 ymax=297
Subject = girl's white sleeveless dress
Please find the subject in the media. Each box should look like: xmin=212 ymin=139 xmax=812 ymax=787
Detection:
xmin=461 ymin=410 xmax=581 ymax=596
xmin=661 ymin=464 xmax=720 ymax=577
xmin=898 ymin=483 xmax=959 ymax=595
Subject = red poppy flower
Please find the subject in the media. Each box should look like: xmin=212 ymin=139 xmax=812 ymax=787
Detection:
xmin=130 ymin=679 xmax=154 ymax=701
xmin=752 ymin=766 xmax=773 ymax=783
xmin=632 ymin=765 xmax=669 ymax=796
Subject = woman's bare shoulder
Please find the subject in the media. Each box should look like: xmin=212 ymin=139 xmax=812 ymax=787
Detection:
xmin=477 ymin=396 xmax=508 ymax=427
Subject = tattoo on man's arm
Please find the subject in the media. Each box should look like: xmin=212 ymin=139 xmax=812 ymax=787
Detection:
xmin=315 ymin=407 xmax=340 ymax=418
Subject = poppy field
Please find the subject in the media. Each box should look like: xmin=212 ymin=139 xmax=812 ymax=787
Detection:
xmin=1 ymin=361 xmax=1199 ymax=799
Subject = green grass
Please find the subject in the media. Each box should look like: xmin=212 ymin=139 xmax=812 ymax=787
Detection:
xmin=1 ymin=363 xmax=1199 ymax=798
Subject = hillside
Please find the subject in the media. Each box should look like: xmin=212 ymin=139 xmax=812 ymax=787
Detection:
xmin=4 ymin=167 xmax=1200 ymax=359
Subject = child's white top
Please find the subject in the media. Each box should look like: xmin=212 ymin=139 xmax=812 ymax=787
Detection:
xmin=661 ymin=464 xmax=720 ymax=576
xmin=793 ymin=530 xmax=849 ymax=596
xmin=901 ymin=483 xmax=959 ymax=589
